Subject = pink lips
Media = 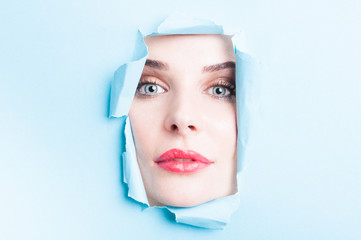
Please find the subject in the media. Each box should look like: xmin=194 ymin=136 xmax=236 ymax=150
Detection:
xmin=155 ymin=149 xmax=213 ymax=173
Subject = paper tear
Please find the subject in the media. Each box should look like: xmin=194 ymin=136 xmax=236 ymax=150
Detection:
xmin=109 ymin=14 xmax=258 ymax=229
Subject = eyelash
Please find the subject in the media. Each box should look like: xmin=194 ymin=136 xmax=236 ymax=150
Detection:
xmin=135 ymin=78 xmax=236 ymax=100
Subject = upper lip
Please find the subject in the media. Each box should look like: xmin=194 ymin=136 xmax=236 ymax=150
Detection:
xmin=155 ymin=148 xmax=213 ymax=164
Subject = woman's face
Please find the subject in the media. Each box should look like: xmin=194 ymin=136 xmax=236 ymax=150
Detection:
xmin=128 ymin=34 xmax=237 ymax=207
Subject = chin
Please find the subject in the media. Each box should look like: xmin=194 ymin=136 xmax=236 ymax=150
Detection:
xmin=148 ymin=187 xmax=227 ymax=207
xmin=143 ymin=168 xmax=238 ymax=207
xmin=153 ymin=195 xmax=212 ymax=207
xmin=146 ymin=177 xmax=238 ymax=207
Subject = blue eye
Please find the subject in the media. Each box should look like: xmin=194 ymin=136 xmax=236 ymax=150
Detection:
xmin=212 ymin=86 xmax=229 ymax=96
xmin=137 ymin=83 xmax=166 ymax=96
xmin=208 ymin=85 xmax=232 ymax=97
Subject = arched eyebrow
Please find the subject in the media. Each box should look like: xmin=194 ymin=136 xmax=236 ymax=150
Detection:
xmin=202 ymin=61 xmax=235 ymax=73
xmin=145 ymin=59 xmax=169 ymax=71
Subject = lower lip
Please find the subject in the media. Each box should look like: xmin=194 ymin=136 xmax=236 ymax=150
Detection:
xmin=155 ymin=149 xmax=212 ymax=173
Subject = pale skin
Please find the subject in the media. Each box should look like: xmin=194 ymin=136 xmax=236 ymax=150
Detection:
xmin=128 ymin=34 xmax=237 ymax=207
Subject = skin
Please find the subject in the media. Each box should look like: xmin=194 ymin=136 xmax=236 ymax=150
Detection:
xmin=128 ymin=34 xmax=237 ymax=207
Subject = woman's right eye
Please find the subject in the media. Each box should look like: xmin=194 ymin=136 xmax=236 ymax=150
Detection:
xmin=136 ymin=82 xmax=166 ymax=96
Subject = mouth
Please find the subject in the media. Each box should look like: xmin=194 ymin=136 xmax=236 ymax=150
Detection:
xmin=155 ymin=148 xmax=213 ymax=173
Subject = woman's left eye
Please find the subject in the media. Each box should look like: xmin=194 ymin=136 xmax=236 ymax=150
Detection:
xmin=207 ymin=85 xmax=233 ymax=98
xmin=211 ymin=86 xmax=229 ymax=96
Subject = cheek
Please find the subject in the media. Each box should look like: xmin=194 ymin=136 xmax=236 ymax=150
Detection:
xmin=128 ymin=100 xmax=163 ymax=160
xmin=204 ymin=102 xmax=237 ymax=139
xmin=203 ymin=102 xmax=237 ymax=163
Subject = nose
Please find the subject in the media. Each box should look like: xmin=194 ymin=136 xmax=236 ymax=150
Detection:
xmin=164 ymin=95 xmax=200 ymax=136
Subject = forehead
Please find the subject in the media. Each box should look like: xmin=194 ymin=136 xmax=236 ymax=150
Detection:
xmin=144 ymin=35 xmax=235 ymax=66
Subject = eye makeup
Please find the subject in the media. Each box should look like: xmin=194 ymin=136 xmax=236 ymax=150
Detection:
xmin=203 ymin=77 xmax=236 ymax=101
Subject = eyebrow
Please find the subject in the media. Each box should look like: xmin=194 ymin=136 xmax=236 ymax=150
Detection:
xmin=144 ymin=59 xmax=235 ymax=72
xmin=202 ymin=61 xmax=235 ymax=73
xmin=145 ymin=59 xmax=169 ymax=71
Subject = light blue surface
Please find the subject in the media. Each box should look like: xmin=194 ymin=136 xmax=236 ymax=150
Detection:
xmin=1 ymin=0 xmax=360 ymax=239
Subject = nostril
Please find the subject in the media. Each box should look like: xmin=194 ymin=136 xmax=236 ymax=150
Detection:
xmin=188 ymin=125 xmax=196 ymax=131
xmin=171 ymin=124 xmax=178 ymax=131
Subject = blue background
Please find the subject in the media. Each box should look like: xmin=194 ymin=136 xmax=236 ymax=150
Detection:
xmin=1 ymin=1 xmax=360 ymax=239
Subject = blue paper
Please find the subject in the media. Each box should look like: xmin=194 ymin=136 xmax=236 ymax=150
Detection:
xmin=109 ymin=14 xmax=258 ymax=229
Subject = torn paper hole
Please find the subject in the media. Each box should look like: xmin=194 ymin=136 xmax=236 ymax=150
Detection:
xmin=109 ymin=14 xmax=258 ymax=229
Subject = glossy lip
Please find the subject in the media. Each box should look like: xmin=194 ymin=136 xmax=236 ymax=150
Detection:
xmin=155 ymin=148 xmax=213 ymax=173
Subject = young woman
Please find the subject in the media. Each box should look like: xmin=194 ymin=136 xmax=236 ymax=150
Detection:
xmin=128 ymin=34 xmax=237 ymax=207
